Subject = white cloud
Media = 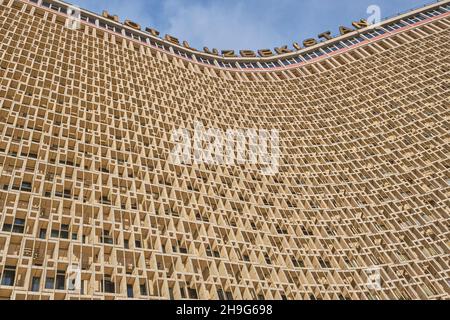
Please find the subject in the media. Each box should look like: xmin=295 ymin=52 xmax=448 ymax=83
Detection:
xmin=72 ymin=0 xmax=157 ymax=27
xmin=162 ymin=0 xmax=286 ymax=50
xmin=69 ymin=0 xmax=433 ymax=51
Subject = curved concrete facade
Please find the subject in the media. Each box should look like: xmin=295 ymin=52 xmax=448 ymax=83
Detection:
xmin=0 ymin=0 xmax=449 ymax=300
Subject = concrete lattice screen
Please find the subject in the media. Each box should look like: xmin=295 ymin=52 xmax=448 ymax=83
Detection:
xmin=0 ymin=0 xmax=449 ymax=300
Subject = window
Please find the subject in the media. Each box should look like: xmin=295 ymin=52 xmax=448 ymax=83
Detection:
xmin=2 ymin=223 xmax=12 ymax=232
xmin=403 ymin=16 xmax=422 ymax=24
xmin=51 ymin=225 xmax=70 ymax=239
xmin=364 ymin=29 xmax=386 ymax=39
xmin=31 ymin=277 xmax=40 ymax=292
xmin=302 ymin=53 xmax=314 ymax=61
xmin=323 ymin=46 xmax=335 ymax=54
xmin=180 ymin=286 xmax=187 ymax=299
xmin=217 ymin=289 xmax=225 ymax=300
xmin=21 ymin=182 xmax=32 ymax=192
xmin=422 ymin=10 xmax=440 ymax=18
xmin=385 ymin=22 xmax=407 ymax=31
xmin=101 ymin=230 xmax=113 ymax=244
xmin=12 ymin=218 xmax=25 ymax=233
xmin=179 ymin=247 xmax=188 ymax=254
xmin=55 ymin=272 xmax=65 ymax=290
xmin=39 ymin=228 xmax=47 ymax=239
xmin=153 ymin=42 xmax=168 ymax=51
xmin=240 ymin=62 xmax=260 ymax=69
xmin=80 ymin=14 xmax=95 ymax=24
xmin=1 ymin=266 xmax=16 ymax=286
xmin=174 ymin=50 xmax=191 ymax=60
xmin=140 ymin=283 xmax=147 ymax=296
xmin=188 ymin=288 xmax=198 ymax=299
xmin=60 ymin=225 xmax=69 ymax=239
xmin=104 ymin=277 xmax=115 ymax=293
xmin=198 ymin=57 xmax=215 ymax=66
xmin=281 ymin=56 xmax=303 ymax=66
xmin=127 ymin=284 xmax=134 ymax=298
xmin=261 ymin=61 xmax=279 ymax=68
xmin=45 ymin=277 xmax=55 ymax=289
xmin=217 ymin=61 xmax=234 ymax=68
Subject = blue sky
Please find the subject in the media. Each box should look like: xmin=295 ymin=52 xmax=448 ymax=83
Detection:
xmin=67 ymin=0 xmax=433 ymax=50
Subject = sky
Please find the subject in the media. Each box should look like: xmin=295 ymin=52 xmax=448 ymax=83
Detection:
xmin=67 ymin=0 xmax=433 ymax=51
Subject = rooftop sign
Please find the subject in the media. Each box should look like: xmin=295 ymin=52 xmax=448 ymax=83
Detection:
xmin=21 ymin=0 xmax=450 ymax=70
xmin=101 ymin=9 xmax=371 ymax=59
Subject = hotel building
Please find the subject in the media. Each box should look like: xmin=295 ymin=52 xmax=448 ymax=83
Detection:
xmin=0 ymin=0 xmax=449 ymax=300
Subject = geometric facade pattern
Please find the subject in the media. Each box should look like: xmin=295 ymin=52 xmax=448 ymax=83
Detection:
xmin=0 ymin=0 xmax=449 ymax=300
